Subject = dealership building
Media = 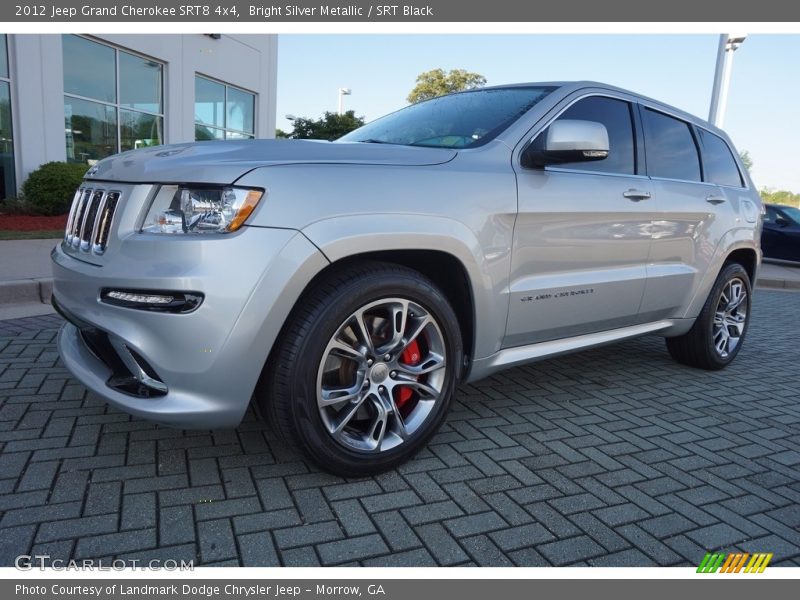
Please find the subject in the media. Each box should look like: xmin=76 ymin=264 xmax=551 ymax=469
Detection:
xmin=0 ymin=34 xmax=278 ymax=200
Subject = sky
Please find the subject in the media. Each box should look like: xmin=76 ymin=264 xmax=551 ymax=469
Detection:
xmin=276 ymin=34 xmax=800 ymax=192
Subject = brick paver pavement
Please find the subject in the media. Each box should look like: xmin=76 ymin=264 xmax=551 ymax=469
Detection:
xmin=1 ymin=291 xmax=798 ymax=567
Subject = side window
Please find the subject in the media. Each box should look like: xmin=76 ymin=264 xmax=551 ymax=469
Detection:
xmin=550 ymin=96 xmax=636 ymax=175
xmin=698 ymin=129 xmax=744 ymax=187
xmin=763 ymin=206 xmax=776 ymax=223
xmin=642 ymin=108 xmax=701 ymax=182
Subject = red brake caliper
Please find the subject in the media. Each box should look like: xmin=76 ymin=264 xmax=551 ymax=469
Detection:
xmin=396 ymin=339 xmax=421 ymax=411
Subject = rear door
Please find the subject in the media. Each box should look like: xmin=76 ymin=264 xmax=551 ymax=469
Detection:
xmin=507 ymin=94 xmax=655 ymax=347
xmin=638 ymin=106 xmax=738 ymax=320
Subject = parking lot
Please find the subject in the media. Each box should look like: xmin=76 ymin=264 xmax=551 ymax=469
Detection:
xmin=0 ymin=289 xmax=798 ymax=568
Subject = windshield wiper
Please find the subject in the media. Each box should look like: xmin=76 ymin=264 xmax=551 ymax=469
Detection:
xmin=356 ymin=139 xmax=399 ymax=145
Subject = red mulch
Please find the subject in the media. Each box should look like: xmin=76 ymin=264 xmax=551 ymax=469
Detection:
xmin=0 ymin=214 xmax=68 ymax=231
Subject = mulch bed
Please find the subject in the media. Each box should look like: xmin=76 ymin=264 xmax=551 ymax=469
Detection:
xmin=0 ymin=214 xmax=68 ymax=231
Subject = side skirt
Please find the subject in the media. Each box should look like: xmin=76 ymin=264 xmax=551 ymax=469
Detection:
xmin=466 ymin=319 xmax=690 ymax=382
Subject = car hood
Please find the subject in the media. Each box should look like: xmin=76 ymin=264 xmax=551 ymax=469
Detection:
xmin=84 ymin=139 xmax=458 ymax=184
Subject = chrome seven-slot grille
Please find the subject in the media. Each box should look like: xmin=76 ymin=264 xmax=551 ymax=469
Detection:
xmin=64 ymin=186 xmax=120 ymax=255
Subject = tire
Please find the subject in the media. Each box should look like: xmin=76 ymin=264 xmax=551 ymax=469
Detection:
xmin=258 ymin=261 xmax=463 ymax=477
xmin=665 ymin=262 xmax=752 ymax=370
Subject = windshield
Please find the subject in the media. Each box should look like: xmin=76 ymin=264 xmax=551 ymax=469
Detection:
xmin=339 ymin=86 xmax=556 ymax=149
xmin=779 ymin=206 xmax=800 ymax=224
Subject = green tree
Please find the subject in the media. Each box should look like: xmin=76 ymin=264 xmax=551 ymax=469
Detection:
xmin=760 ymin=188 xmax=800 ymax=208
xmin=284 ymin=111 xmax=365 ymax=141
xmin=739 ymin=150 xmax=753 ymax=173
xmin=407 ymin=68 xmax=487 ymax=104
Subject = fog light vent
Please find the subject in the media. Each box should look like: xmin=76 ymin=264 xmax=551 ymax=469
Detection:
xmin=101 ymin=289 xmax=203 ymax=313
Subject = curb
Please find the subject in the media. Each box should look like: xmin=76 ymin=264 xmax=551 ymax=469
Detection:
xmin=756 ymin=278 xmax=800 ymax=290
xmin=0 ymin=279 xmax=53 ymax=305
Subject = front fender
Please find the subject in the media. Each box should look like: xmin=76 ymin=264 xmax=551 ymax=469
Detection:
xmin=302 ymin=213 xmax=511 ymax=361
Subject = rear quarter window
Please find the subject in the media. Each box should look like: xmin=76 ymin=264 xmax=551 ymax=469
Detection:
xmin=698 ymin=128 xmax=744 ymax=188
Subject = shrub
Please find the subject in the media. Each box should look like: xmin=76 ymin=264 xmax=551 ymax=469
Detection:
xmin=21 ymin=161 xmax=88 ymax=216
xmin=0 ymin=197 xmax=34 ymax=215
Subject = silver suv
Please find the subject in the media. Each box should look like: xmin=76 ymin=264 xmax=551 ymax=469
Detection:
xmin=52 ymin=82 xmax=762 ymax=475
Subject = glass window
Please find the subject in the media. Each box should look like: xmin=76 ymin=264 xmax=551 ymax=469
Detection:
xmin=120 ymin=110 xmax=163 ymax=151
xmin=0 ymin=34 xmax=8 ymax=79
xmin=340 ymin=86 xmax=555 ymax=148
xmin=64 ymin=97 xmax=117 ymax=163
xmin=778 ymin=206 xmax=800 ymax=225
xmin=62 ymin=35 xmax=116 ymax=104
xmin=227 ymin=87 xmax=254 ymax=134
xmin=195 ymin=77 xmax=225 ymax=128
xmin=119 ymin=51 xmax=163 ymax=114
xmin=224 ymin=131 xmax=254 ymax=140
xmin=195 ymin=124 xmax=225 ymax=141
xmin=642 ymin=108 xmax=701 ymax=182
xmin=0 ymin=81 xmax=15 ymax=199
xmin=194 ymin=76 xmax=255 ymax=140
xmin=698 ymin=129 xmax=743 ymax=188
xmin=550 ymin=96 xmax=636 ymax=175
xmin=0 ymin=35 xmax=14 ymax=199
xmin=63 ymin=36 xmax=164 ymax=163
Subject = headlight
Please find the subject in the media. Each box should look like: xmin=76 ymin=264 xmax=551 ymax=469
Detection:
xmin=141 ymin=185 xmax=264 ymax=234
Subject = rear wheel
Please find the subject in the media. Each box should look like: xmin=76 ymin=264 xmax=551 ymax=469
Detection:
xmin=666 ymin=262 xmax=752 ymax=370
xmin=259 ymin=262 xmax=462 ymax=476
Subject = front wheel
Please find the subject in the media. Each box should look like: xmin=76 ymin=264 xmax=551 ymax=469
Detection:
xmin=666 ymin=262 xmax=752 ymax=370
xmin=259 ymin=262 xmax=463 ymax=477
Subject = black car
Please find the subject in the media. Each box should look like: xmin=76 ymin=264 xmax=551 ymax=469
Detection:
xmin=762 ymin=204 xmax=800 ymax=262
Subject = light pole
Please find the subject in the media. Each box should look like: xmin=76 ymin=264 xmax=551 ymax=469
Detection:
xmin=338 ymin=88 xmax=352 ymax=116
xmin=709 ymin=34 xmax=747 ymax=128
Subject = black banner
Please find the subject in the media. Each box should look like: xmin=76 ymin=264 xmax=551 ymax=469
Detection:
xmin=4 ymin=579 xmax=799 ymax=600
xmin=3 ymin=0 xmax=800 ymax=22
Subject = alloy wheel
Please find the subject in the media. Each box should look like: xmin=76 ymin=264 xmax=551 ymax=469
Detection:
xmin=315 ymin=297 xmax=447 ymax=453
xmin=712 ymin=277 xmax=748 ymax=359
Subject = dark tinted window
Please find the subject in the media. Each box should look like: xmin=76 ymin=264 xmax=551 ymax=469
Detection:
xmin=763 ymin=206 xmax=779 ymax=223
xmin=698 ymin=129 xmax=743 ymax=187
xmin=340 ymin=86 xmax=555 ymax=149
xmin=553 ymin=96 xmax=635 ymax=175
xmin=642 ymin=108 xmax=701 ymax=182
xmin=779 ymin=206 xmax=800 ymax=225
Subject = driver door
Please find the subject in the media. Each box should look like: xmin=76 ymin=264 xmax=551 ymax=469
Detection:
xmin=506 ymin=95 xmax=656 ymax=347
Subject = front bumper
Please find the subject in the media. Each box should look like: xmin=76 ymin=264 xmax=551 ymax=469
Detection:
xmin=52 ymin=226 xmax=328 ymax=428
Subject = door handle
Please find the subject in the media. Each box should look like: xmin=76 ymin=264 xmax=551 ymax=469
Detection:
xmin=706 ymin=194 xmax=726 ymax=205
xmin=623 ymin=189 xmax=651 ymax=201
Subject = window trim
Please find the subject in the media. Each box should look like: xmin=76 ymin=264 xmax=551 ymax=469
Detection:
xmin=518 ymin=92 xmax=647 ymax=179
xmin=194 ymin=73 xmax=257 ymax=140
xmin=63 ymin=35 xmax=166 ymax=159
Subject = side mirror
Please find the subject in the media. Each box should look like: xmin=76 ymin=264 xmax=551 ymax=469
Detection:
xmin=522 ymin=119 xmax=610 ymax=169
xmin=775 ymin=215 xmax=790 ymax=227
